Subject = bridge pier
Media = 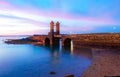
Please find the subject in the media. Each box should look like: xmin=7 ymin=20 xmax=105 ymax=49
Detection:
xmin=45 ymin=21 xmax=61 ymax=46
xmin=32 ymin=21 xmax=73 ymax=48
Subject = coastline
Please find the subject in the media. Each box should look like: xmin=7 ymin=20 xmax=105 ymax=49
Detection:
xmin=3 ymin=35 xmax=120 ymax=77
xmin=82 ymin=49 xmax=120 ymax=77
xmin=4 ymin=36 xmax=43 ymax=45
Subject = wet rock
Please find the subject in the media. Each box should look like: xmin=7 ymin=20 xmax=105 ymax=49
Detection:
xmin=65 ymin=74 xmax=74 ymax=77
xmin=50 ymin=71 xmax=56 ymax=75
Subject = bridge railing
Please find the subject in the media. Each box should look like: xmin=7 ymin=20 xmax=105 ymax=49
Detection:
xmin=54 ymin=35 xmax=62 ymax=38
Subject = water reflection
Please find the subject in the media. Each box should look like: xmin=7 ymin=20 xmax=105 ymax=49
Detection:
xmin=62 ymin=39 xmax=74 ymax=55
xmin=71 ymin=40 xmax=74 ymax=55
xmin=59 ymin=39 xmax=62 ymax=51
xmin=50 ymin=46 xmax=61 ymax=65
xmin=0 ymin=37 xmax=92 ymax=77
xmin=61 ymin=39 xmax=92 ymax=59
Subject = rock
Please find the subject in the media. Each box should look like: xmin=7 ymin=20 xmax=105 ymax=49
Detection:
xmin=50 ymin=71 xmax=56 ymax=75
xmin=65 ymin=74 xmax=74 ymax=77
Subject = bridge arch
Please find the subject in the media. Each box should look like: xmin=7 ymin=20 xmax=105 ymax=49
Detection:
xmin=64 ymin=38 xmax=72 ymax=48
xmin=45 ymin=37 xmax=50 ymax=46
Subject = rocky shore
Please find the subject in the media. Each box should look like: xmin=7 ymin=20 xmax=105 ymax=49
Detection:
xmin=4 ymin=37 xmax=43 ymax=45
xmin=82 ymin=49 xmax=120 ymax=77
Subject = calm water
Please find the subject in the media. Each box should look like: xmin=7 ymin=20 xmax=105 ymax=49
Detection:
xmin=0 ymin=36 xmax=92 ymax=77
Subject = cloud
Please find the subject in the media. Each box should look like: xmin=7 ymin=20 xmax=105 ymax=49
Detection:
xmin=0 ymin=0 xmax=120 ymax=35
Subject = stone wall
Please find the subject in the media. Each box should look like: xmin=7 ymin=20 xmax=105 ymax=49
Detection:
xmin=71 ymin=33 xmax=120 ymax=48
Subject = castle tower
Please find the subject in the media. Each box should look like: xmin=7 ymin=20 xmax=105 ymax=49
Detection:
xmin=47 ymin=21 xmax=60 ymax=46
xmin=56 ymin=21 xmax=60 ymax=35
xmin=49 ymin=21 xmax=55 ymax=46
xmin=50 ymin=21 xmax=54 ymax=33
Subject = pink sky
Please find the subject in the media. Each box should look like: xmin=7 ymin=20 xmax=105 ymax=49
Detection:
xmin=0 ymin=0 xmax=120 ymax=35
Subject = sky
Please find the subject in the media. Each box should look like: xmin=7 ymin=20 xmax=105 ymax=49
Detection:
xmin=0 ymin=0 xmax=120 ymax=35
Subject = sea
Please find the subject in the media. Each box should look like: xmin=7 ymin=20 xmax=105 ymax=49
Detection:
xmin=0 ymin=36 xmax=92 ymax=77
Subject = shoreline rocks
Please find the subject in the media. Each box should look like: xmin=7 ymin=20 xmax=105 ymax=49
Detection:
xmin=4 ymin=37 xmax=43 ymax=45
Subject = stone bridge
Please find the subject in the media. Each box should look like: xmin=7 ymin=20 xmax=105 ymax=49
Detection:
xmin=29 ymin=21 xmax=120 ymax=48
